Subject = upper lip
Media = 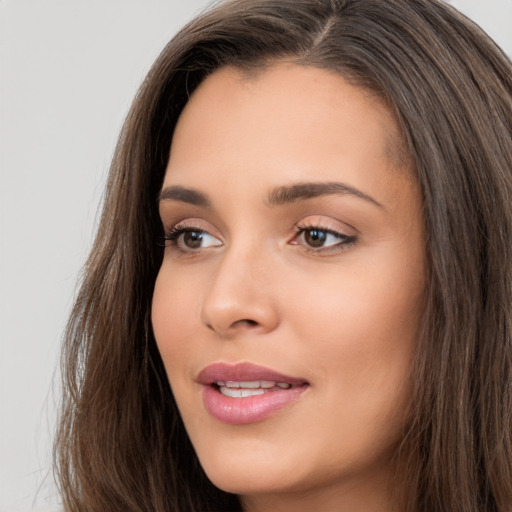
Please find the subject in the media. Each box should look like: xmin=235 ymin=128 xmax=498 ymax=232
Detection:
xmin=197 ymin=362 xmax=309 ymax=385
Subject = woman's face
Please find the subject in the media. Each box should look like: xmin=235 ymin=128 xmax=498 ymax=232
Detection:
xmin=152 ymin=64 xmax=425 ymax=508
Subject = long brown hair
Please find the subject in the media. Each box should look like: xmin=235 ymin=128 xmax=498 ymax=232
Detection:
xmin=55 ymin=1 xmax=512 ymax=510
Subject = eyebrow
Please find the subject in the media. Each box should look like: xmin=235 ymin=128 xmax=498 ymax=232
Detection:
xmin=158 ymin=185 xmax=211 ymax=207
xmin=158 ymin=181 xmax=384 ymax=210
xmin=267 ymin=182 xmax=384 ymax=209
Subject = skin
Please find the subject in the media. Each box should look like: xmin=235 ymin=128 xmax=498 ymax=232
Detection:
xmin=152 ymin=63 xmax=426 ymax=512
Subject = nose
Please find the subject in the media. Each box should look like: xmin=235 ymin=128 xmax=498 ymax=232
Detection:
xmin=200 ymin=244 xmax=280 ymax=338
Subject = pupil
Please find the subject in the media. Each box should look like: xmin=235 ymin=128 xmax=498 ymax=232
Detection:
xmin=305 ymin=229 xmax=326 ymax=247
xmin=184 ymin=231 xmax=203 ymax=248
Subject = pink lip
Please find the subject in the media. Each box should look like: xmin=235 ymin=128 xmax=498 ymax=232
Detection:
xmin=197 ymin=362 xmax=309 ymax=425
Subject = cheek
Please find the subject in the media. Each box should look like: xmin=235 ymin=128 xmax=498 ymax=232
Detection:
xmin=285 ymin=252 xmax=423 ymax=348
xmin=282 ymin=288 xmax=418 ymax=472
xmin=281 ymin=247 xmax=423 ymax=408
xmin=151 ymin=269 xmax=200 ymax=363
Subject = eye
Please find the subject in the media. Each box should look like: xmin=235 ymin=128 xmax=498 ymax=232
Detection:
xmin=163 ymin=226 xmax=222 ymax=251
xmin=301 ymin=228 xmax=335 ymax=248
xmin=291 ymin=225 xmax=356 ymax=252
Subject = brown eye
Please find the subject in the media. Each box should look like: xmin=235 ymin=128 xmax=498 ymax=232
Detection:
xmin=164 ymin=227 xmax=222 ymax=251
xmin=183 ymin=231 xmax=205 ymax=249
xmin=304 ymin=229 xmax=328 ymax=247
xmin=292 ymin=226 xmax=356 ymax=252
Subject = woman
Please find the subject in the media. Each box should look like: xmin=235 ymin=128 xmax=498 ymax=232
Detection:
xmin=55 ymin=0 xmax=512 ymax=510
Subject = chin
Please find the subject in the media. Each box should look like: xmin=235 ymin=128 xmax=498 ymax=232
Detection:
xmin=194 ymin=440 xmax=312 ymax=495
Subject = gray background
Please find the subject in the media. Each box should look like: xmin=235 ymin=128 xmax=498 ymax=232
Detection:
xmin=1 ymin=1 xmax=511 ymax=510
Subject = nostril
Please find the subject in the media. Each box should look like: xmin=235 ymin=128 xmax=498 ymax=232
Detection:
xmin=206 ymin=318 xmax=260 ymax=335
xmin=234 ymin=319 xmax=259 ymax=327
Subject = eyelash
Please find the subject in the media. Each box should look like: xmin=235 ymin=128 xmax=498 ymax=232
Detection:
xmin=161 ymin=222 xmax=356 ymax=254
xmin=163 ymin=224 xmax=196 ymax=244
xmin=161 ymin=224 xmax=216 ymax=249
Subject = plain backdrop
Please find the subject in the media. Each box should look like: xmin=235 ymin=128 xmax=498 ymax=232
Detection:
xmin=1 ymin=1 xmax=511 ymax=510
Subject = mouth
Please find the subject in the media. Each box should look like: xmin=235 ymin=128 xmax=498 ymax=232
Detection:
xmin=197 ymin=362 xmax=309 ymax=424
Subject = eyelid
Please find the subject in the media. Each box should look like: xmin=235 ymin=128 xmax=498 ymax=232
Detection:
xmin=293 ymin=215 xmax=357 ymax=236
xmin=161 ymin=217 xmax=220 ymax=236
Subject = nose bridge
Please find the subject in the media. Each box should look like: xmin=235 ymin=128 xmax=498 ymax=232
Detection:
xmin=200 ymin=236 xmax=279 ymax=336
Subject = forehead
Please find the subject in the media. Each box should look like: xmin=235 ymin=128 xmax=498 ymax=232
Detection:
xmin=170 ymin=63 xmax=408 ymax=172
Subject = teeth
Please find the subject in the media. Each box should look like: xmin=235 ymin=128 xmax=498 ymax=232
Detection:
xmin=220 ymin=387 xmax=265 ymax=398
xmin=227 ymin=380 xmax=267 ymax=388
xmin=214 ymin=380 xmax=293 ymax=394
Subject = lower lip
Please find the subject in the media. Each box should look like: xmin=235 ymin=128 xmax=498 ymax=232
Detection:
xmin=202 ymin=385 xmax=308 ymax=424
